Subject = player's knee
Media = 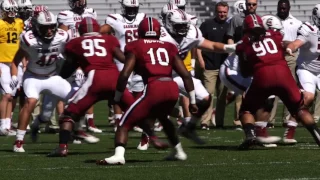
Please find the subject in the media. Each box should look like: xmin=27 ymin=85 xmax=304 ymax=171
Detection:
xmin=60 ymin=110 xmax=80 ymax=124
xmin=302 ymin=92 xmax=315 ymax=106
xmin=193 ymin=96 xmax=211 ymax=117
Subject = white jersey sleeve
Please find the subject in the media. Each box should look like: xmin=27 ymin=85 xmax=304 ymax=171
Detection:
xmin=297 ymin=22 xmax=317 ymax=43
xmin=105 ymin=14 xmax=118 ymax=28
xmin=57 ymin=10 xmax=74 ymax=27
xmin=187 ymin=25 xmax=205 ymax=47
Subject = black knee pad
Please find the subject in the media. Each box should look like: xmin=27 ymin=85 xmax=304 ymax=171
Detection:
xmin=262 ymin=97 xmax=275 ymax=112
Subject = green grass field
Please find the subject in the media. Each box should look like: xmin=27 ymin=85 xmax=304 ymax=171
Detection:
xmin=1 ymin=101 xmax=320 ymax=180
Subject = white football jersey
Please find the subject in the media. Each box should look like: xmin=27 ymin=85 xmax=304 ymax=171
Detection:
xmin=57 ymin=8 xmax=97 ymax=39
xmin=296 ymin=22 xmax=320 ymax=73
xmin=20 ymin=29 xmax=69 ymax=75
xmin=160 ymin=25 xmax=204 ymax=59
xmin=105 ymin=13 xmax=146 ymax=52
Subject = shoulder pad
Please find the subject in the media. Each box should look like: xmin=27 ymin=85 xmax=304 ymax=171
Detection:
xmin=298 ymin=22 xmax=317 ymax=37
xmin=21 ymin=30 xmax=36 ymax=47
xmin=187 ymin=25 xmax=201 ymax=39
xmin=105 ymin=14 xmax=122 ymax=26
xmin=56 ymin=28 xmax=70 ymax=42
xmin=83 ymin=8 xmax=97 ymax=19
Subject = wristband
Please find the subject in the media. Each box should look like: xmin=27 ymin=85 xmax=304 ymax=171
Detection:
xmin=189 ymin=90 xmax=196 ymax=105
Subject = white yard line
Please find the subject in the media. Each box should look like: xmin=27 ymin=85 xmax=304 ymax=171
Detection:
xmin=0 ymin=161 xmax=316 ymax=171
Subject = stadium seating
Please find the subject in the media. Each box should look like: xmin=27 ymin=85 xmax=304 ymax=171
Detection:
xmin=190 ymin=0 xmax=315 ymax=23
xmin=32 ymin=0 xmax=194 ymax=24
xmin=31 ymin=0 xmax=317 ymax=25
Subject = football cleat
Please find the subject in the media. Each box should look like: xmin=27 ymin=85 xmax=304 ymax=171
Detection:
xmin=154 ymin=122 xmax=163 ymax=132
xmin=178 ymin=123 xmax=206 ymax=145
xmin=238 ymin=136 xmax=258 ymax=150
xmin=165 ymin=149 xmax=187 ymax=161
xmin=137 ymin=133 xmax=149 ymax=151
xmin=133 ymin=126 xmax=143 ymax=133
xmin=96 ymin=156 xmax=125 ymax=165
xmin=86 ymin=118 xmax=102 ymax=133
xmin=13 ymin=140 xmax=25 ymax=153
xmin=74 ymin=130 xmax=100 ymax=144
xmin=283 ymin=126 xmax=297 ymax=144
xmin=255 ymin=126 xmax=281 ymax=144
xmin=47 ymin=144 xmax=68 ymax=157
xmin=0 ymin=128 xmax=16 ymax=136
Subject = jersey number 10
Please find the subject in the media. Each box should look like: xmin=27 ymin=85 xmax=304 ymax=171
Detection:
xmin=147 ymin=48 xmax=169 ymax=66
xmin=7 ymin=32 xmax=18 ymax=44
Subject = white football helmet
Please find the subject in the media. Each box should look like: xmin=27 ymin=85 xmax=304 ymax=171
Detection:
xmin=17 ymin=0 xmax=32 ymax=20
xmin=169 ymin=0 xmax=186 ymax=10
xmin=160 ymin=3 xmax=178 ymax=23
xmin=31 ymin=11 xmax=57 ymax=42
xmin=233 ymin=0 xmax=246 ymax=15
xmin=262 ymin=15 xmax=283 ymax=31
xmin=312 ymin=4 xmax=320 ymax=27
xmin=120 ymin=0 xmax=139 ymax=20
xmin=1 ymin=0 xmax=18 ymax=18
xmin=165 ymin=9 xmax=190 ymax=36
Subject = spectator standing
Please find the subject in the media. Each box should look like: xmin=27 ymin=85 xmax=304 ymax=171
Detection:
xmin=197 ymin=2 xmax=229 ymax=129
xmin=226 ymin=0 xmax=258 ymax=129
xmin=268 ymin=0 xmax=302 ymax=128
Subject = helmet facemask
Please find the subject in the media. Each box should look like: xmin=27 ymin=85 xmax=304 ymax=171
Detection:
xmin=312 ymin=7 xmax=320 ymax=27
xmin=18 ymin=6 xmax=32 ymax=21
xmin=122 ymin=6 xmax=139 ymax=21
xmin=69 ymin=0 xmax=86 ymax=15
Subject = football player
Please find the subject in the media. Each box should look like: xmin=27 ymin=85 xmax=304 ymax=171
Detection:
xmin=97 ymin=17 xmax=197 ymax=165
xmin=48 ymin=17 xmax=136 ymax=157
xmin=237 ymin=14 xmax=320 ymax=149
xmin=160 ymin=9 xmax=236 ymax=144
xmin=11 ymin=11 xmax=72 ymax=152
xmin=0 ymin=0 xmax=23 ymax=136
xmin=100 ymin=0 xmax=146 ymax=133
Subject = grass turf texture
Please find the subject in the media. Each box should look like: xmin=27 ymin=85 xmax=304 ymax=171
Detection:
xmin=1 ymin=101 xmax=320 ymax=180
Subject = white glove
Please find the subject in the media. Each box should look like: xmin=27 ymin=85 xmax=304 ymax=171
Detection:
xmin=223 ymin=44 xmax=237 ymax=53
xmin=10 ymin=75 xmax=18 ymax=90
xmin=75 ymin=69 xmax=86 ymax=86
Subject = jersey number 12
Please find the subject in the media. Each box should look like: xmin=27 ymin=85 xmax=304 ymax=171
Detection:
xmin=7 ymin=32 xmax=18 ymax=44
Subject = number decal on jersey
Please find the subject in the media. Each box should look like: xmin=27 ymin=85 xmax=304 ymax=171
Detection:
xmin=36 ymin=54 xmax=58 ymax=67
xmin=147 ymin=48 xmax=169 ymax=66
xmin=252 ymin=38 xmax=278 ymax=56
xmin=7 ymin=32 xmax=18 ymax=44
xmin=70 ymin=21 xmax=81 ymax=38
xmin=82 ymin=39 xmax=107 ymax=57
xmin=125 ymin=29 xmax=138 ymax=43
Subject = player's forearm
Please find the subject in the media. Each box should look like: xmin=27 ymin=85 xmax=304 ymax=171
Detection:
xmin=11 ymin=63 xmax=18 ymax=76
xmin=182 ymin=77 xmax=196 ymax=104
xmin=116 ymin=74 xmax=129 ymax=93
xmin=200 ymin=40 xmax=236 ymax=53
xmin=13 ymin=48 xmax=26 ymax=67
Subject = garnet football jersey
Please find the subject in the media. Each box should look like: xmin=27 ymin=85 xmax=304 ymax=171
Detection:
xmin=125 ymin=39 xmax=179 ymax=84
xmin=64 ymin=33 xmax=119 ymax=75
xmin=236 ymin=30 xmax=287 ymax=74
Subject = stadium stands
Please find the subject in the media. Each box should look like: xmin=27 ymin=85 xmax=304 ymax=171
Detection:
xmin=32 ymin=0 xmax=317 ymax=24
xmin=191 ymin=0 xmax=315 ymax=23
